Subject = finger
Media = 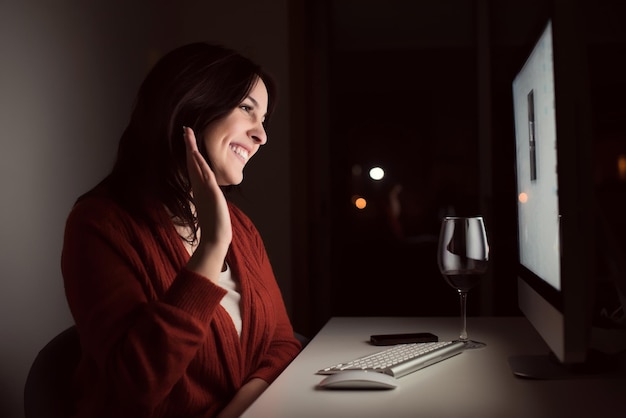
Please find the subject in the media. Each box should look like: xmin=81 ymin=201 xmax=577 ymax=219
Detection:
xmin=183 ymin=127 xmax=214 ymax=173
xmin=182 ymin=127 xmax=194 ymax=152
xmin=192 ymin=150 xmax=215 ymax=183
xmin=183 ymin=127 xmax=202 ymax=172
xmin=184 ymin=127 xmax=223 ymax=204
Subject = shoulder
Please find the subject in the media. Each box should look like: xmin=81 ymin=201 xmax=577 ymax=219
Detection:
xmin=65 ymin=182 xmax=140 ymax=238
xmin=68 ymin=187 xmax=122 ymax=225
xmin=67 ymin=177 xmax=166 ymax=232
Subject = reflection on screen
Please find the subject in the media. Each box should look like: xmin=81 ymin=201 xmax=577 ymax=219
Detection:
xmin=512 ymin=21 xmax=561 ymax=291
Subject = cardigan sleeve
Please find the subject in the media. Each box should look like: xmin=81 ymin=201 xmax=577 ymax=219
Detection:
xmin=62 ymin=197 xmax=227 ymax=411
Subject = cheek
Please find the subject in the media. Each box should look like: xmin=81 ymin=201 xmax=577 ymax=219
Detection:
xmin=201 ymin=130 xmax=221 ymax=155
xmin=196 ymin=142 xmax=216 ymax=170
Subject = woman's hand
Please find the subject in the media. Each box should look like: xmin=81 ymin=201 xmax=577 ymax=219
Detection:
xmin=215 ymin=378 xmax=269 ymax=418
xmin=183 ymin=127 xmax=232 ymax=282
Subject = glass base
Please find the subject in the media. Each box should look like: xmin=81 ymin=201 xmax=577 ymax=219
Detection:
xmin=458 ymin=339 xmax=487 ymax=350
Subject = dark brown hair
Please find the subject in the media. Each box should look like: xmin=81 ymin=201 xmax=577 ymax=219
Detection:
xmin=109 ymin=43 xmax=276 ymax=235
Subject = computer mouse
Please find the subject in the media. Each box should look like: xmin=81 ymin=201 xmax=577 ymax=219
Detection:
xmin=317 ymin=370 xmax=398 ymax=390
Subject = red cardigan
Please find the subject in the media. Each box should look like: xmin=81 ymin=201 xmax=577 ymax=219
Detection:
xmin=61 ymin=184 xmax=301 ymax=417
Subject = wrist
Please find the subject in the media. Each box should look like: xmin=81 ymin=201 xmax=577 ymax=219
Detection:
xmin=186 ymin=242 xmax=229 ymax=282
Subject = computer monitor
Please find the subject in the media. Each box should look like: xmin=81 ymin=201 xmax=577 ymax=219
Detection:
xmin=509 ymin=9 xmax=597 ymax=379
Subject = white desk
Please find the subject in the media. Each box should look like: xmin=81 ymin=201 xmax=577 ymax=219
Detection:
xmin=242 ymin=317 xmax=626 ymax=418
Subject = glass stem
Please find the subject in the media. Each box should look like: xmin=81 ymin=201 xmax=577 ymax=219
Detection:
xmin=458 ymin=291 xmax=468 ymax=342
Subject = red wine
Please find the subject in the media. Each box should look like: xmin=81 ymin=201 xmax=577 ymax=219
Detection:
xmin=442 ymin=271 xmax=483 ymax=292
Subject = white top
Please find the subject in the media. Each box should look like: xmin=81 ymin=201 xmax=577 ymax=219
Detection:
xmin=218 ymin=263 xmax=242 ymax=336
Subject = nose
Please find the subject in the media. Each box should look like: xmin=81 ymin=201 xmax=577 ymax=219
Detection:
xmin=250 ymin=123 xmax=267 ymax=145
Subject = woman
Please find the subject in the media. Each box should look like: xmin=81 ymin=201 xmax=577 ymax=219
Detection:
xmin=61 ymin=43 xmax=301 ymax=418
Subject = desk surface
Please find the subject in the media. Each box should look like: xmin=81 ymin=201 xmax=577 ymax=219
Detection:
xmin=242 ymin=317 xmax=626 ymax=418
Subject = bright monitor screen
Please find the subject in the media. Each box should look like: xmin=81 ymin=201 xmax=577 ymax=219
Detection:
xmin=512 ymin=21 xmax=561 ymax=292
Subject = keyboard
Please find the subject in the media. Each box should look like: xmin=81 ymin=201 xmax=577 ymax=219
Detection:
xmin=317 ymin=340 xmax=466 ymax=378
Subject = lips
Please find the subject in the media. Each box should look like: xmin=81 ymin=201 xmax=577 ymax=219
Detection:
xmin=229 ymin=143 xmax=250 ymax=163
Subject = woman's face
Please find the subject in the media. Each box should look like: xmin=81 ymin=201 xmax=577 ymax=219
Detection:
xmin=201 ymin=77 xmax=268 ymax=186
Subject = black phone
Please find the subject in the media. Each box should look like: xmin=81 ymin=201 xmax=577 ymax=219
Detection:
xmin=370 ymin=332 xmax=438 ymax=346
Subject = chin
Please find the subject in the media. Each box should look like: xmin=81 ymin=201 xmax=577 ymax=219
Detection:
xmin=224 ymin=174 xmax=244 ymax=186
xmin=216 ymin=170 xmax=244 ymax=186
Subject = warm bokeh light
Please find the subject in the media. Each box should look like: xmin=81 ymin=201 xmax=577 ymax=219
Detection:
xmin=369 ymin=166 xmax=384 ymax=180
xmin=618 ymin=154 xmax=626 ymax=181
xmin=354 ymin=197 xmax=367 ymax=209
xmin=518 ymin=192 xmax=528 ymax=203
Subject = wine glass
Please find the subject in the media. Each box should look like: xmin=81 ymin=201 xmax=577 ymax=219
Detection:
xmin=437 ymin=216 xmax=489 ymax=349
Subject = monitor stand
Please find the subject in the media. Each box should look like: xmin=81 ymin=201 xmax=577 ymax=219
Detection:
xmin=508 ymin=349 xmax=624 ymax=380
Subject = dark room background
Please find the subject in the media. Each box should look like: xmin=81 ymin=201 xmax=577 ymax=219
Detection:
xmin=290 ymin=0 xmax=626 ymax=337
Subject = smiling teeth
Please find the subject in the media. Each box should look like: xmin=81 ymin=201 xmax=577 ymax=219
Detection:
xmin=230 ymin=145 xmax=249 ymax=161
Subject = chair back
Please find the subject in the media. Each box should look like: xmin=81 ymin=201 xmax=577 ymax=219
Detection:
xmin=24 ymin=326 xmax=80 ymax=418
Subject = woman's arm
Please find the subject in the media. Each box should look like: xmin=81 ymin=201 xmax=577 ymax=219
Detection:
xmin=215 ymin=378 xmax=268 ymax=418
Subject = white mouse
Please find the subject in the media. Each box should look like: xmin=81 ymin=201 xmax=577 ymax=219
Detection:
xmin=317 ymin=370 xmax=398 ymax=390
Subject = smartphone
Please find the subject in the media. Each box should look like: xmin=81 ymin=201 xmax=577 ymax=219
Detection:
xmin=370 ymin=332 xmax=438 ymax=346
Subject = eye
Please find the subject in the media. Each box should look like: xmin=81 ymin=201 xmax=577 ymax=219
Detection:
xmin=240 ymin=104 xmax=253 ymax=112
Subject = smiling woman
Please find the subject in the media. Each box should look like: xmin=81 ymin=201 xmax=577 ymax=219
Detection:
xmin=60 ymin=43 xmax=300 ymax=418
xmin=200 ymin=78 xmax=269 ymax=186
